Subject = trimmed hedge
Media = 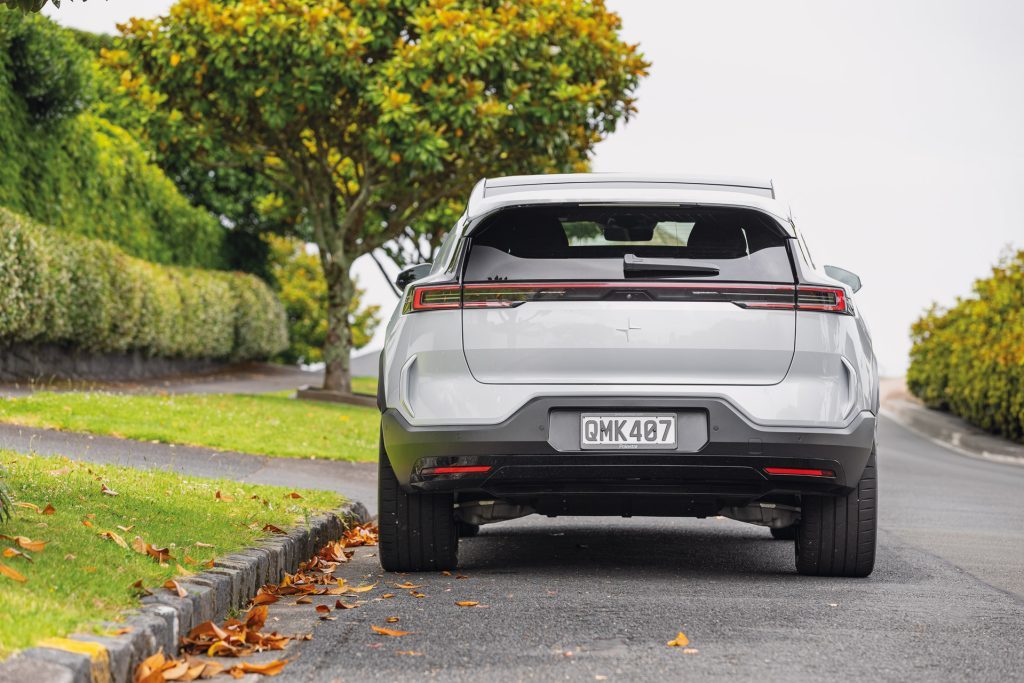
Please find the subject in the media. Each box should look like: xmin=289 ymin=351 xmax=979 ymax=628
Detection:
xmin=0 ymin=208 xmax=287 ymax=360
xmin=0 ymin=12 xmax=226 ymax=269
xmin=907 ymin=249 xmax=1024 ymax=442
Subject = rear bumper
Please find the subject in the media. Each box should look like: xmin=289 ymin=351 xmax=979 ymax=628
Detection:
xmin=381 ymin=397 xmax=876 ymax=515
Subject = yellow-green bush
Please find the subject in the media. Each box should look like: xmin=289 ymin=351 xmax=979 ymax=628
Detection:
xmin=0 ymin=12 xmax=225 ymax=269
xmin=907 ymin=249 xmax=1024 ymax=442
xmin=0 ymin=208 xmax=287 ymax=360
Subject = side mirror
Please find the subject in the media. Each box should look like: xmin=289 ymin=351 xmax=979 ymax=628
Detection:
xmin=395 ymin=263 xmax=432 ymax=290
xmin=824 ymin=265 xmax=862 ymax=293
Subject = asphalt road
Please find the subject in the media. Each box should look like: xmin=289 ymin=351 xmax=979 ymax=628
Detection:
xmin=224 ymin=416 xmax=1024 ymax=682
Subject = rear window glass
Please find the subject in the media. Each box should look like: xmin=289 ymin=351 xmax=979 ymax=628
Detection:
xmin=465 ymin=206 xmax=794 ymax=283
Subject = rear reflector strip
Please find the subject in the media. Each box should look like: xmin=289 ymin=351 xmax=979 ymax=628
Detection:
xmin=422 ymin=465 xmax=492 ymax=476
xmin=764 ymin=467 xmax=835 ymax=477
xmin=404 ymin=282 xmax=850 ymax=314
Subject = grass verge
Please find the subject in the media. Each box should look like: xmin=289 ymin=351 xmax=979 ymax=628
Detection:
xmin=0 ymin=451 xmax=341 ymax=659
xmin=0 ymin=388 xmax=379 ymax=462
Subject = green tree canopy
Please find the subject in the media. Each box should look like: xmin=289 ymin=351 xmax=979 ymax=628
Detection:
xmin=114 ymin=0 xmax=648 ymax=393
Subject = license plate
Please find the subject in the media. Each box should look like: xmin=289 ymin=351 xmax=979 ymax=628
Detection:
xmin=580 ymin=414 xmax=677 ymax=450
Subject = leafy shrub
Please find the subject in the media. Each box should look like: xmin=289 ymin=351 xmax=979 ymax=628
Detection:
xmin=0 ymin=208 xmax=287 ymax=360
xmin=266 ymin=236 xmax=379 ymax=365
xmin=907 ymin=249 xmax=1024 ymax=442
xmin=0 ymin=12 xmax=225 ymax=269
xmin=0 ymin=10 xmax=91 ymax=122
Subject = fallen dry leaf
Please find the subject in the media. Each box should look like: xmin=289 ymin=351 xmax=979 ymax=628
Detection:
xmin=372 ymin=625 xmax=411 ymax=637
xmin=215 ymin=490 xmax=234 ymax=502
xmin=295 ymin=596 xmax=313 ymax=605
xmin=98 ymin=530 xmax=129 ymax=550
xmin=386 ymin=617 xmax=400 ymax=624
xmin=381 ymin=593 xmax=395 ymax=599
xmin=396 ymin=650 xmax=423 ymax=656
xmin=1 ymin=535 xmax=48 ymax=553
xmin=2 ymin=548 xmax=32 ymax=565
xmin=455 ymin=601 xmax=480 ymax=607
xmin=0 ymin=562 xmax=27 ymax=583
xmin=252 ymin=593 xmax=280 ymax=606
xmin=164 ymin=580 xmax=187 ymax=598
xmin=682 ymin=647 xmax=700 ymax=654
xmin=394 ymin=582 xmax=422 ymax=589
xmin=64 ymin=553 xmax=76 ymax=561
xmin=315 ymin=604 xmax=332 ymax=617
xmin=117 ymin=525 xmax=134 ymax=533
xmin=262 ymin=524 xmax=287 ymax=535
xmin=108 ymin=627 xmax=132 ymax=636
xmin=455 ymin=574 xmax=469 ymax=580
xmin=410 ymin=592 xmax=426 ymax=599
xmin=227 ymin=660 xmax=289 ymax=677
xmin=176 ymin=563 xmax=195 ymax=577
xmin=335 ymin=600 xmax=357 ymax=610
xmin=285 ymin=492 xmax=303 ymax=499
xmin=195 ymin=542 xmax=214 ymax=548
xmin=131 ymin=579 xmax=153 ymax=596
xmin=667 ymin=632 xmax=690 ymax=647
xmin=81 ymin=519 xmax=94 ymax=528
xmin=48 ymin=467 xmax=70 ymax=476
xmin=100 ymin=483 xmax=118 ymax=497
xmin=347 ymin=583 xmax=377 ymax=594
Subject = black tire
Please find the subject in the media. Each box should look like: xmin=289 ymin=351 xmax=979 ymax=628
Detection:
xmin=795 ymin=449 xmax=877 ymax=577
xmin=457 ymin=521 xmax=480 ymax=538
xmin=770 ymin=525 xmax=797 ymax=540
xmin=378 ymin=434 xmax=458 ymax=572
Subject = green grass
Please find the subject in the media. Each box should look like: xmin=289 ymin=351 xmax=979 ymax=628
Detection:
xmin=0 ymin=386 xmax=380 ymax=462
xmin=0 ymin=451 xmax=341 ymax=659
xmin=350 ymin=376 xmax=377 ymax=396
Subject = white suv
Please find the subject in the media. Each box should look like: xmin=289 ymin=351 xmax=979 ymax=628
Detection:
xmin=377 ymin=174 xmax=878 ymax=577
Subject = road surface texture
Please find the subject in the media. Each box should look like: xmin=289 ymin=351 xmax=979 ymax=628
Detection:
xmin=234 ymin=416 xmax=1023 ymax=682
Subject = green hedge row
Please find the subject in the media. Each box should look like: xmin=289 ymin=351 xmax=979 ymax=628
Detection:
xmin=0 ymin=12 xmax=226 ymax=269
xmin=0 ymin=208 xmax=287 ymax=360
xmin=907 ymin=249 xmax=1024 ymax=443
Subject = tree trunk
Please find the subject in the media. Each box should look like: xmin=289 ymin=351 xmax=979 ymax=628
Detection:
xmin=321 ymin=256 xmax=354 ymax=394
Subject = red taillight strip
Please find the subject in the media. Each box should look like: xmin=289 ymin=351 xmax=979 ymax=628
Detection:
xmin=406 ymin=285 xmax=461 ymax=312
xmin=796 ymin=286 xmax=848 ymax=314
xmin=422 ymin=465 xmax=492 ymax=475
xmin=404 ymin=282 xmax=849 ymax=314
xmin=764 ymin=467 xmax=835 ymax=477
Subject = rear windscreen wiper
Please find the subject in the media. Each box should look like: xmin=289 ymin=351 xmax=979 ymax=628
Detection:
xmin=623 ymin=254 xmax=720 ymax=278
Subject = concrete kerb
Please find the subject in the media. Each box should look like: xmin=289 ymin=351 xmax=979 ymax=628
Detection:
xmin=0 ymin=501 xmax=371 ymax=683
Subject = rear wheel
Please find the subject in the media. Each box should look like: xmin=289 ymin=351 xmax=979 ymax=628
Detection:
xmin=795 ymin=448 xmax=877 ymax=577
xmin=378 ymin=434 xmax=458 ymax=572
xmin=770 ymin=526 xmax=797 ymax=540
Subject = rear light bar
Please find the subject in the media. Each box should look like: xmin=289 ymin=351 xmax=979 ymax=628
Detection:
xmin=404 ymin=283 xmax=850 ymax=314
xmin=421 ymin=465 xmax=492 ymax=476
xmin=764 ymin=467 xmax=835 ymax=477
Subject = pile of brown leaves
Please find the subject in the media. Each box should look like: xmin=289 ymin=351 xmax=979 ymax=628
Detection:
xmin=134 ymin=649 xmax=287 ymax=682
xmin=181 ymin=605 xmax=293 ymax=658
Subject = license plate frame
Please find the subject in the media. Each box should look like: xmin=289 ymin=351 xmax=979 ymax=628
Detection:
xmin=579 ymin=413 xmax=677 ymax=450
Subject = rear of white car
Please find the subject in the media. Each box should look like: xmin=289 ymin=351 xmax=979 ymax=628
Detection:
xmin=377 ymin=174 xmax=878 ymax=577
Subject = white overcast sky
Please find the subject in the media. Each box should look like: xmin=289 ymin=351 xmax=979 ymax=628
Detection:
xmin=45 ymin=0 xmax=1024 ymax=375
